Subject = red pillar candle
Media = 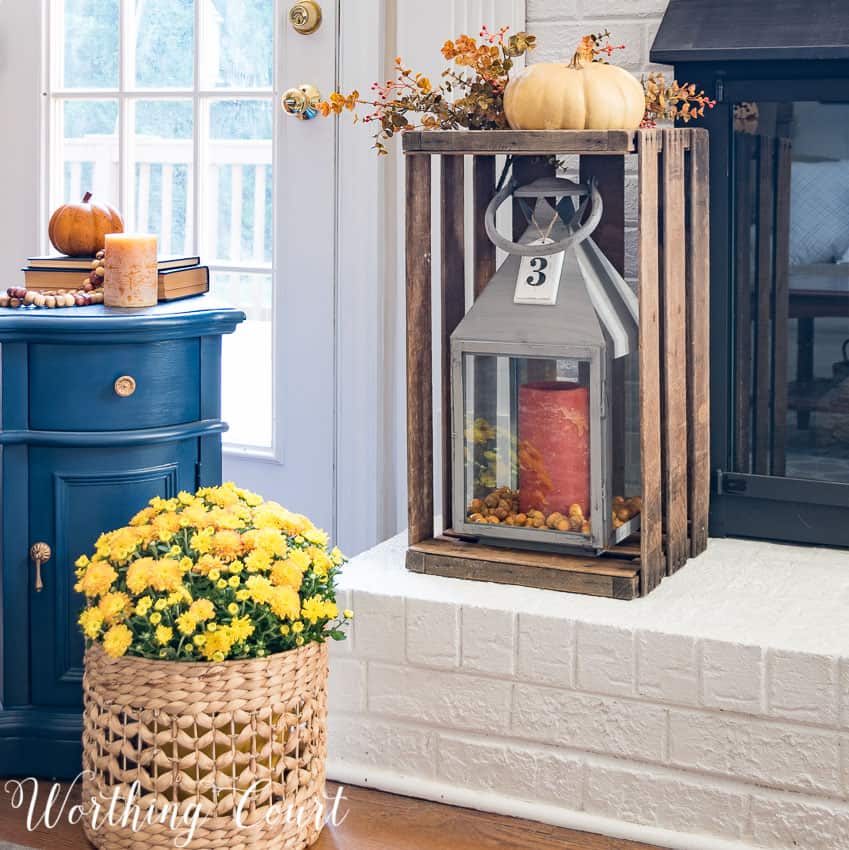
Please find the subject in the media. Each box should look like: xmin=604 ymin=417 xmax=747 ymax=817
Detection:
xmin=518 ymin=381 xmax=590 ymax=516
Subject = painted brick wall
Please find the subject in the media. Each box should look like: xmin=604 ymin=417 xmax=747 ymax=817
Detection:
xmin=326 ymin=535 xmax=849 ymax=850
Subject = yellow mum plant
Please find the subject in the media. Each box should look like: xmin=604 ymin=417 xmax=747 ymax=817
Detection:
xmin=74 ymin=483 xmax=352 ymax=662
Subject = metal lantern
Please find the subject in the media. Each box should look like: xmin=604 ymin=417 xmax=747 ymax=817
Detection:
xmin=451 ymin=177 xmax=641 ymax=554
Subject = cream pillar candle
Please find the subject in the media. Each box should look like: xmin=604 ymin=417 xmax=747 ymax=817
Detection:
xmin=104 ymin=233 xmax=158 ymax=307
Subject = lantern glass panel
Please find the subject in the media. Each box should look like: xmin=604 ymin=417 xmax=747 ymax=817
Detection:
xmin=461 ymin=352 xmax=593 ymax=537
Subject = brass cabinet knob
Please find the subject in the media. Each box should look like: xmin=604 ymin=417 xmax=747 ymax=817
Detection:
xmin=30 ymin=542 xmax=51 ymax=593
xmin=114 ymin=375 xmax=137 ymax=397
xmin=289 ymin=1 xmax=322 ymax=34
xmin=282 ymin=84 xmax=322 ymax=120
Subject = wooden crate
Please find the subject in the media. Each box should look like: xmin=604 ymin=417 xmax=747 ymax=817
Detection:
xmin=402 ymin=129 xmax=710 ymax=599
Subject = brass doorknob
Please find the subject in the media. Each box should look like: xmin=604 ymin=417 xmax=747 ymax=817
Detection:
xmin=282 ymin=84 xmax=322 ymax=120
xmin=289 ymin=1 xmax=322 ymax=34
xmin=30 ymin=542 xmax=51 ymax=593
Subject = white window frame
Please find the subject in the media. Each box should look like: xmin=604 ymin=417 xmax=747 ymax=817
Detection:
xmin=42 ymin=0 xmax=279 ymax=460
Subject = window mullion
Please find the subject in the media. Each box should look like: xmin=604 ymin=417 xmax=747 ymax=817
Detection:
xmin=118 ymin=0 xmax=131 ymax=222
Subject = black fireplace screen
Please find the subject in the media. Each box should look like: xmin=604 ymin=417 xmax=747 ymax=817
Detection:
xmin=730 ymin=101 xmax=849 ymax=486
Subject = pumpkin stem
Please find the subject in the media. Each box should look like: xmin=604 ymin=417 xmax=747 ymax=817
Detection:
xmin=569 ymin=36 xmax=595 ymax=69
xmin=82 ymin=192 xmax=92 ymax=203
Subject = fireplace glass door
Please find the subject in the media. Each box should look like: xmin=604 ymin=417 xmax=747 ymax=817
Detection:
xmin=730 ymin=100 xmax=849 ymax=487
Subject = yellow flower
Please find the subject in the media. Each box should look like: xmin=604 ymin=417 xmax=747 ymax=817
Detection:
xmin=204 ymin=485 xmax=239 ymax=508
xmin=75 ymin=561 xmax=118 ymax=598
xmin=189 ymin=599 xmax=215 ymax=621
xmin=229 ymin=560 xmax=244 ymax=575
xmin=151 ymin=512 xmax=181 ymax=542
xmin=98 ymin=592 xmax=130 ymax=624
xmin=301 ymin=595 xmax=331 ymax=624
xmin=177 ymin=491 xmax=195 ymax=505
xmin=149 ymin=612 xmax=162 ymax=626
xmin=270 ymin=559 xmax=303 ymax=591
xmin=155 ymin=625 xmax=173 ymax=645
xmin=295 ymin=636 xmax=304 ymax=646
xmin=211 ymin=530 xmax=242 ymax=562
xmin=169 ymin=545 xmax=182 ymax=558
xmin=135 ymin=596 xmax=153 ymax=616
xmin=207 ymin=622 xmax=218 ymax=631
xmin=190 ymin=528 xmax=214 ymax=554
xmin=228 ymin=575 xmax=241 ymax=588
xmin=176 ymin=612 xmax=197 ymax=635
xmin=75 ymin=554 xmax=90 ymax=569
xmin=309 ymin=549 xmax=333 ymax=578
xmin=279 ymin=624 xmax=290 ymax=636
xmin=179 ymin=556 xmax=194 ymax=573
xmin=229 ymin=616 xmax=254 ymax=643
xmin=331 ymin=547 xmax=345 ymax=565
xmin=126 ymin=557 xmax=156 ymax=594
xmin=291 ymin=621 xmax=304 ymax=634
xmin=269 ymin=586 xmax=301 ymax=620
xmin=208 ymin=569 xmax=221 ymax=582
xmin=236 ymin=589 xmax=250 ymax=602
xmin=180 ymin=504 xmax=211 ymax=529
xmin=304 ymin=527 xmax=329 ymax=547
xmin=343 ymin=609 xmax=354 ymax=619
xmin=154 ymin=598 xmax=168 ymax=611
xmin=244 ymin=548 xmax=272 ymax=573
xmin=286 ymin=549 xmax=311 ymax=573
xmin=129 ymin=506 xmax=156 ymax=527
xmin=148 ymin=559 xmax=182 ymax=593
xmin=103 ymin=624 xmax=133 ymax=658
xmin=193 ymin=634 xmax=206 ymax=647
xmin=227 ymin=602 xmax=239 ymax=615
xmin=255 ymin=527 xmax=287 ymax=557
xmin=200 ymin=627 xmax=235 ymax=660
xmin=216 ymin=579 xmax=228 ymax=590
xmin=245 ymin=575 xmax=273 ymax=605
xmin=167 ymin=588 xmax=191 ymax=606
xmin=79 ymin=607 xmax=104 ymax=639
xmin=193 ymin=554 xmax=224 ymax=576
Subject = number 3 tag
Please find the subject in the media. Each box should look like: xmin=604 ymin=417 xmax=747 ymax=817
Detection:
xmin=513 ymin=238 xmax=565 ymax=306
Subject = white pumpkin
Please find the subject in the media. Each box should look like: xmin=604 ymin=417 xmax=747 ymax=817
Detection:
xmin=503 ymin=51 xmax=645 ymax=131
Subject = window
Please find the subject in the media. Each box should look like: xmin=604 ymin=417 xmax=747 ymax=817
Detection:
xmin=48 ymin=0 xmax=275 ymax=450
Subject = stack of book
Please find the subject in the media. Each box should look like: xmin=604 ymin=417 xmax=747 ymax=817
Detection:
xmin=22 ymin=255 xmax=210 ymax=302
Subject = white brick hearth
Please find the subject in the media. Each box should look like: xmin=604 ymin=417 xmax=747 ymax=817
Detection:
xmin=327 ymin=533 xmax=849 ymax=850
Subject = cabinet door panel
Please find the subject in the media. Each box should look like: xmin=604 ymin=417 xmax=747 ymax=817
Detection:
xmin=28 ymin=440 xmax=198 ymax=707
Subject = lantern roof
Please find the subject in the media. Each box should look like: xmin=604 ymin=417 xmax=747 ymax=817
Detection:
xmin=651 ymin=0 xmax=849 ymax=64
xmin=451 ymin=193 xmax=638 ymax=358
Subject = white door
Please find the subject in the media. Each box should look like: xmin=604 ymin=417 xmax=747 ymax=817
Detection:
xmin=0 ymin=0 xmax=523 ymax=557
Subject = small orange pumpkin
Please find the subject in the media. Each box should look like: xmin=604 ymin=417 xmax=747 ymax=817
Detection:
xmin=48 ymin=192 xmax=124 ymax=257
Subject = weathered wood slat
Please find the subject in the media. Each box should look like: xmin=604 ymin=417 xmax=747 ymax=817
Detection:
xmin=733 ymin=133 xmax=754 ymax=473
xmin=686 ymin=128 xmax=711 ymax=557
xmin=637 ymin=129 xmax=664 ymax=593
xmin=473 ymin=156 xmax=496 ymax=297
xmin=405 ymin=154 xmax=433 ymax=545
xmin=661 ymin=129 xmax=689 ymax=574
xmin=754 ymin=135 xmax=775 ymax=475
xmin=440 ymin=156 xmax=466 ymax=532
xmin=407 ymin=537 xmax=639 ymax=599
xmin=402 ymin=130 xmax=636 ymax=155
xmin=771 ymin=138 xmax=792 ymax=477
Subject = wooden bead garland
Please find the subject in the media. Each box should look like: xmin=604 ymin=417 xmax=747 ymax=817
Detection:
xmin=1 ymin=250 xmax=106 ymax=310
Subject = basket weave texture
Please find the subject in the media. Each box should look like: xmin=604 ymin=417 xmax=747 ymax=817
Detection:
xmin=81 ymin=641 xmax=328 ymax=850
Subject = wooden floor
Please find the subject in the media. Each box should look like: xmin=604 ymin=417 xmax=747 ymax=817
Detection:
xmin=0 ymin=780 xmax=665 ymax=850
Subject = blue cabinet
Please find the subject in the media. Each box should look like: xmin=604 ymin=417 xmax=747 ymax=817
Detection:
xmin=0 ymin=298 xmax=244 ymax=778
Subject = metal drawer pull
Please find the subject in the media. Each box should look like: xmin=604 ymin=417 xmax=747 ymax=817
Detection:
xmin=114 ymin=375 xmax=137 ymax=397
xmin=30 ymin=542 xmax=51 ymax=592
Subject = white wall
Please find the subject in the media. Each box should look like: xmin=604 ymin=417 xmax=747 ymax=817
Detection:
xmin=0 ymin=1 xmax=44 ymax=282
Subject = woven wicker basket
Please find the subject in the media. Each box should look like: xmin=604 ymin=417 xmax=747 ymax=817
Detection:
xmin=81 ymin=641 xmax=328 ymax=850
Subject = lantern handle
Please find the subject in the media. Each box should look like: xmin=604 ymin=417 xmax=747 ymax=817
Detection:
xmin=484 ymin=177 xmax=603 ymax=257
